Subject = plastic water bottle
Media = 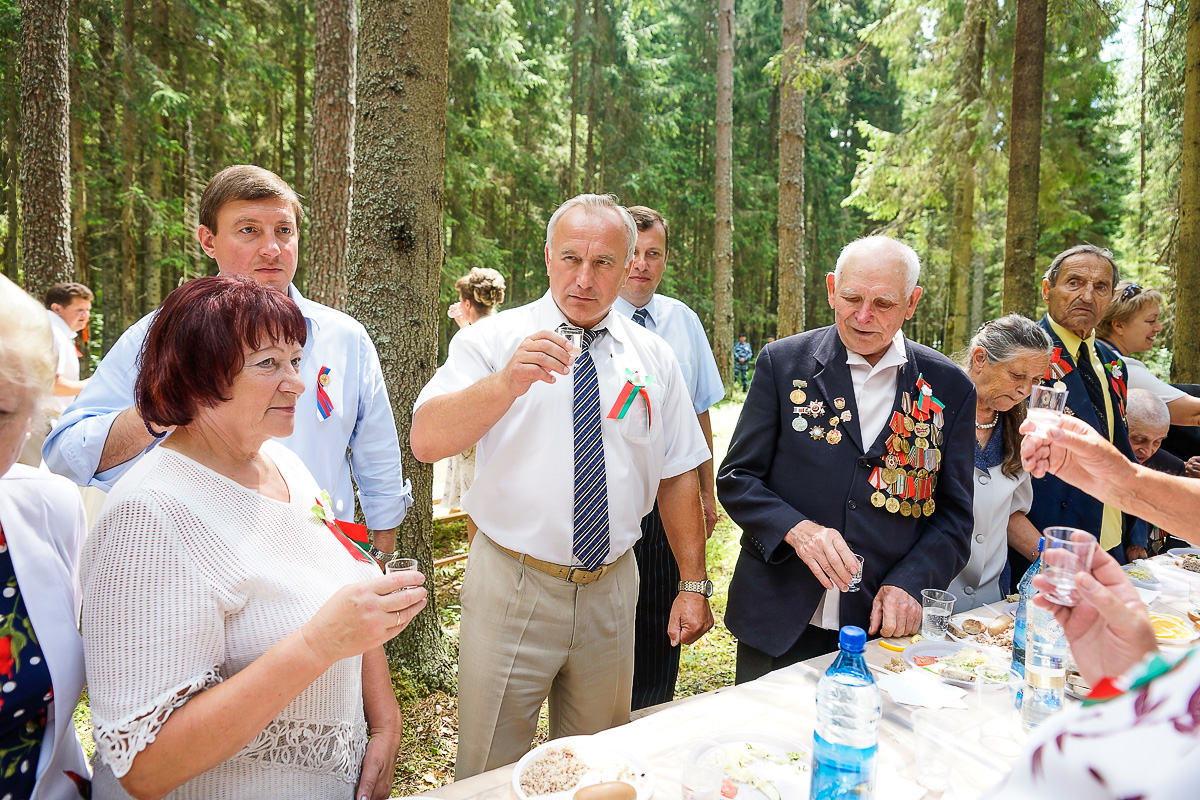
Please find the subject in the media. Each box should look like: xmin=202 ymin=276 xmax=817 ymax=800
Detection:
xmin=810 ymin=626 xmax=882 ymax=800
xmin=1022 ymin=597 xmax=1068 ymax=730
xmin=1011 ymin=538 xmax=1043 ymax=679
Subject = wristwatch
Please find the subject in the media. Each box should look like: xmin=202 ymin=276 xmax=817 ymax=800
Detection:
xmin=368 ymin=544 xmax=398 ymax=563
xmin=678 ymin=579 xmax=715 ymax=598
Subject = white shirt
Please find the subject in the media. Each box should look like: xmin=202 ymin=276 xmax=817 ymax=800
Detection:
xmin=84 ymin=442 xmax=381 ymax=798
xmin=415 ymin=292 xmax=710 ymax=565
xmin=612 ymin=294 xmax=725 ymax=414
xmin=1123 ymin=354 xmax=1186 ymax=404
xmin=45 ymin=310 xmax=80 ymax=415
xmin=950 ymin=463 xmax=1032 ymax=612
xmin=42 ymin=285 xmax=413 ymax=529
xmin=812 ymin=330 xmax=908 ymax=630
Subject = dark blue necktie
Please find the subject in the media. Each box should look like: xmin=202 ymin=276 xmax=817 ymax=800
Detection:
xmin=1076 ymin=341 xmax=1110 ymax=440
xmin=572 ymin=327 xmax=609 ymax=569
xmin=632 ymin=308 xmax=649 ymax=328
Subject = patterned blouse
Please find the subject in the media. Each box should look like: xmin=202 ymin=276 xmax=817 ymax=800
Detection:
xmin=0 ymin=527 xmax=53 ymax=798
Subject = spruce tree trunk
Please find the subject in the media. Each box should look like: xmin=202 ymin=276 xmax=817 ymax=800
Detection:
xmin=776 ymin=0 xmax=807 ymax=338
xmin=19 ymin=0 xmax=74 ymax=300
xmin=144 ymin=0 xmax=168 ymax=309
xmin=69 ymin=0 xmax=88 ymax=287
xmin=568 ymin=0 xmax=582 ymax=197
xmin=349 ymin=0 xmax=455 ymax=691
xmin=176 ymin=2 xmax=200 ymax=282
xmin=96 ymin=0 xmax=120 ymax=350
xmin=5 ymin=99 xmax=19 ymax=282
xmin=1174 ymin=0 xmax=1200 ymax=382
xmin=1001 ymin=0 xmax=1046 ymax=318
xmin=307 ymin=0 xmax=355 ymax=309
xmin=947 ymin=0 xmax=985 ymax=352
xmin=292 ymin=0 xmax=308 ymax=289
xmin=119 ymin=0 xmax=137 ymax=324
xmin=713 ymin=0 xmax=734 ymax=387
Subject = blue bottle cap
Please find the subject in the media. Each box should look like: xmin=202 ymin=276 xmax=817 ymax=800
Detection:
xmin=839 ymin=625 xmax=866 ymax=653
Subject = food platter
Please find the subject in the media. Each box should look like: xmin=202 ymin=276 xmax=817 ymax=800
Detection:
xmin=512 ymin=736 xmax=653 ymax=800
xmin=903 ymin=641 xmax=1012 ymax=689
xmin=1167 ymin=547 xmax=1200 ymax=559
xmin=1123 ymin=561 xmax=1163 ymax=590
xmin=702 ymin=731 xmax=811 ymax=800
xmin=1149 ymin=613 xmax=1200 ymax=647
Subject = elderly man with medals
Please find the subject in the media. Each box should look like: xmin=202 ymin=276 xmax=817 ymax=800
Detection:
xmin=717 ymin=236 xmax=976 ymax=683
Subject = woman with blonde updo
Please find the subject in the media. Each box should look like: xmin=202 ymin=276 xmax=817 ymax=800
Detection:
xmin=443 ymin=269 xmax=506 ymax=532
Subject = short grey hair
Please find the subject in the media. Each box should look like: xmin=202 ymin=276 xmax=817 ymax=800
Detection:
xmin=0 ymin=274 xmax=55 ymax=402
xmin=1126 ymin=388 xmax=1170 ymax=434
xmin=545 ymin=194 xmax=637 ymax=267
xmin=1043 ymin=244 xmax=1119 ymax=288
xmin=964 ymin=313 xmax=1053 ymax=367
xmin=834 ymin=236 xmax=921 ymax=297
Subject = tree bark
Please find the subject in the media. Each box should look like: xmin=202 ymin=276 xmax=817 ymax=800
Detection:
xmin=713 ymin=0 xmax=735 ymax=387
xmin=568 ymin=0 xmax=582 ymax=197
xmin=19 ymin=0 xmax=74 ymax=300
xmin=292 ymin=0 xmax=308 ymax=289
xmin=69 ymin=0 xmax=88 ymax=287
xmin=947 ymin=0 xmax=985 ymax=352
xmin=349 ymin=0 xmax=455 ymax=690
xmin=176 ymin=1 xmax=200 ymax=282
xmin=119 ymin=0 xmax=138 ymax=324
xmin=776 ymin=0 xmax=807 ymax=338
xmin=4 ymin=106 xmax=19 ymax=282
xmin=1174 ymin=0 xmax=1200 ymax=382
xmin=144 ymin=0 xmax=169 ymax=309
xmin=96 ymin=0 xmax=121 ymax=350
xmin=1001 ymin=0 xmax=1047 ymax=318
xmin=584 ymin=0 xmax=600 ymax=192
xmin=307 ymin=0 xmax=356 ymax=309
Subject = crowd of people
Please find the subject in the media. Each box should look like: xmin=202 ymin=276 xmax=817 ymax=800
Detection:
xmin=2 ymin=162 xmax=1197 ymax=798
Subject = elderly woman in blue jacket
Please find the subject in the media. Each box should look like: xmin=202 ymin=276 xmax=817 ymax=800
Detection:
xmin=0 ymin=274 xmax=90 ymax=799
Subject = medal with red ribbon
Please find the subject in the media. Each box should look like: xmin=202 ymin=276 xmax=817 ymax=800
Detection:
xmin=607 ymin=368 xmax=654 ymax=427
xmin=312 ymin=490 xmax=374 ymax=564
xmin=911 ymin=374 xmax=945 ymax=422
xmin=1045 ymin=347 xmax=1075 ymax=381
xmin=316 ymin=366 xmax=334 ymax=420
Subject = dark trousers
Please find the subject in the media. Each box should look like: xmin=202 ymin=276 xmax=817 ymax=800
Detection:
xmin=631 ymin=502 xmax=681 ymax=710
xmin=735 ymin=626 xmax=842 ymax=684
xmin=734 ymin=362 xmax=750 ymax=389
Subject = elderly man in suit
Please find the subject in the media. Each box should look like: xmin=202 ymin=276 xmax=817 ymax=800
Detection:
xmin=1011 ymin=245 xmax=1147 ymax=584
xmin=717 ymin=236 xmax=975 ymax=682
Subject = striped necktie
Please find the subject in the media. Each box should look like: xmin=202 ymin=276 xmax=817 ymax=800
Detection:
xmin=632 ymin=308 xmax=649 ymax=328
xmin=1075 ymin=340 xmax=1110 ymax=440
xmin=572 ymin=327 xmax=610 ymax=570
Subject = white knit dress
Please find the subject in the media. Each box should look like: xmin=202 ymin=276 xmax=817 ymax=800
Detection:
xmin=82 ymin=441 xmax=382 ymax=799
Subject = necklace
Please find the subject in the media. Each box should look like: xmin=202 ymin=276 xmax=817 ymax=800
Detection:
xmin=975 ymin=411 xmax=998 ymax=430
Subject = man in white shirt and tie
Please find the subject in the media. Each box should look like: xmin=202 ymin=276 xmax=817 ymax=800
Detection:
xmin=411 ymin=194 xmax=714 ymax=778
xmin=614 ymin=205 xmax=724 ymax=710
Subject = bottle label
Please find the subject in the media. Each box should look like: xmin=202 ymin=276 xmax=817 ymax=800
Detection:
xmin=1025 ymin=664 xmax=1065 ymax=690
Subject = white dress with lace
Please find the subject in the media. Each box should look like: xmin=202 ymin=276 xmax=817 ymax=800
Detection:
xmin=82 ymin=441 xmax=381 ymax=799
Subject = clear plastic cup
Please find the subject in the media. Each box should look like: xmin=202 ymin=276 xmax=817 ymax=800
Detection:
xmin=920 ymin=589 xmax=956 ymax=640
xmin=1026 ymin=384 xmax=1069 ymax=439
xmin=1041 ymin=527 xmax=1097 ymax=606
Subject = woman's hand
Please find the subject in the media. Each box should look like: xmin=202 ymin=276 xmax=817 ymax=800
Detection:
xmin=356 ymin=648 xmax=403 ymax=800
xmin=1030 ymin=533 xmax=1157 ymax=684
xmin=301 ymin=571 xmax=427 ymax=666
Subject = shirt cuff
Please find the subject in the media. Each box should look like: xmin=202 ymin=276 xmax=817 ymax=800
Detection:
xmin=358 ymin=478 xmax=414 ymax=531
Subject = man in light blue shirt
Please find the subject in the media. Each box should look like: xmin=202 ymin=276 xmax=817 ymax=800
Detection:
xmin=614 ymin=205 xmax=724 ymax=709
xmin=43 ymin=165 xmax=412 ymax=557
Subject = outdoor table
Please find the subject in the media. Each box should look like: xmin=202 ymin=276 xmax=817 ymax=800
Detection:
xmin=408 ymin=551 xmax=1200 ymax=800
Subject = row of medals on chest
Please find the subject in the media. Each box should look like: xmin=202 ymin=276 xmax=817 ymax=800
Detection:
xmin=789 ymin=380 xmax=941 ymax=518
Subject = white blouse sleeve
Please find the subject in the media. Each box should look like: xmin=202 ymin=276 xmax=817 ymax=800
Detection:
xmin=83 ymin=490 xmax=228 ymax=778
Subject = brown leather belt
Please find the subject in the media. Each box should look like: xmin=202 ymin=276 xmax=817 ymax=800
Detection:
xmin=489 ymin=537 xmax=616 ymax=584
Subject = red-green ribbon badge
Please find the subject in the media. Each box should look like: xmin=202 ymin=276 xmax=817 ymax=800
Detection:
xmin=910 ymin=374 xmax=945 ymax=422
xmin=1045 ymin=347 xmax=1075 ymax=381
xmin=607 ymin=368 xmax=655 ymax=427
xmin=312 ymin=490 xmax=374 ymax=565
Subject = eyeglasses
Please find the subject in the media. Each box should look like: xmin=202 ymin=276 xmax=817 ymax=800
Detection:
xmin=1120 ymin=283 xmax=1143 ymax=301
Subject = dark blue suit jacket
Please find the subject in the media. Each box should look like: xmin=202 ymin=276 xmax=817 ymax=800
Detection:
xmin=717 ymin=326 xmax=976 ymax=657
xmin=1021 ymin=316 xmax=1147 ymax=567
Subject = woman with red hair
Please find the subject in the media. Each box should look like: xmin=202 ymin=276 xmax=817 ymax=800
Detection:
xmin=82 ymin=276 xmax=426 ymax=800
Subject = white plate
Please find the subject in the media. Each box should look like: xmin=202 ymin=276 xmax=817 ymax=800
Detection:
xmin=1123 ymin=562 xmax=1162 ymax=590
xmin=704 ymin=731 xmax=811 ymax=800
xmin=1151 ymin=614 xmax=1200 ymax=647
xmin=903 ymin=641 xmax=1010 ymax=689
xmin=1167 ymin=547 xmax=1200 ymax=559
xmin=512 ymin=736 xmax=653 ymax=800
xmin=1004 ymin=601 xmax=1019 ymax=618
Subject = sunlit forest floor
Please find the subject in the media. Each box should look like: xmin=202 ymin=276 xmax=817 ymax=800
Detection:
xmin=71 ymin=395 xmax=750 ymax=798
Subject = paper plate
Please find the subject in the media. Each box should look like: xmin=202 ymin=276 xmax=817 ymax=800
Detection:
xmin=702 ymin=731 xmax=811 ymax=800
xmin=512 ymin=736 xmax=653 ymax=800
xmin=1150 ymin=613 xmax=1200 ymax=647
xmin=904 ymin=640 xmax=1011 ymax=689
xmin=1167 ymin=547 xmax=1200 ymax=559
xmin=1123 ymin=562 xmax=1162 ymax=591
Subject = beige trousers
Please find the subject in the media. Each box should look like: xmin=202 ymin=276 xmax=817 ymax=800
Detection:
xmin=454 ymin=533 xmax=638 ymax=779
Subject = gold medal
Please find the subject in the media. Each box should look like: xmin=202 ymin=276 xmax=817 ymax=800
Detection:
xmin=885 ymin=497 xmax=901 ymax=514
xmin=1053 ymin=380 xmax=1067 ymax=392
xmin=916 ymin=468 xmax=930 ymax=479
xmin=882 ymin=467 xmax=899 ymax=485
xmin=790 ymin=389 xmax=807 ymax=404
xmin=834 ymin=397 xmax=846 ymax=410
xmin=811 ymin=427 xmax=825 ymax=440
xmin=841 ymin=410 xmax=853 ymax=422
xmin=827 ymin=429 xmax=843 ymax=445
xmin=828 ymin=417 xmax=840 ymax=428
xmin=911 ymin=502 xmax=923 ymax=518
xmin=915 ymin=436 xmax=930 ymax=449
xmin=871 ymin=491 xmax=886 ymax=508
xmin=900 ymin=500 xmax=912 ymax=517
xmin=914 ymin=422 xmax=930 ymax=437
xmin=792 ymin=416 xmax=808 ymax=432
xmin=318 ymin=373 xmax=331 ymax=387
xmin=904 ymin=416 xmax=915 ymax=432
xmin=885 ymin=454 xmax=899 ymax=470
xmin=923 ymin=499 xmax=936 ymax=516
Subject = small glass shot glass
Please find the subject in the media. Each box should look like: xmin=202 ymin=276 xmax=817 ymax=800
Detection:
xmin=1041 ymin=527 xmax=1097 ymax=606
xmin=845 ymin=554 xmax=865 ymax=593
xmin=1026 ymin=383 xmax=1069 ymax=439
xmin=385 ymin=558 xmax=419 ymax=591
xmin=559 ymin=324 xmax=584 ymax=360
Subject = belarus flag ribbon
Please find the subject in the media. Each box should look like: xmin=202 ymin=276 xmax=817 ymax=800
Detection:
xmin=607 ymin=368 xmax=655 ymax=427
xmin=312 ymin=490 xmax=374 ymax=564
xmin=911 ymin=374 xmax=945 ymax=422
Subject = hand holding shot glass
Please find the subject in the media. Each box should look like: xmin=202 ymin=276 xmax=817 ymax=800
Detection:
xmin=1026 ymin=383 xmax=1069 ymax=439
xmin=844 ymin=553 xmax=865 ymax=592
xmin=1039 ymin=527 xmax=1097 ymax=606
xmin=559 ymin=324 xmax=584 ymax=361
xmin=385 ymin=557 xmax=425 ymax=592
